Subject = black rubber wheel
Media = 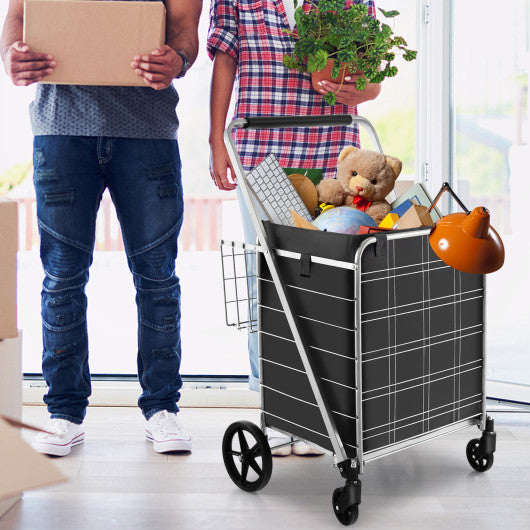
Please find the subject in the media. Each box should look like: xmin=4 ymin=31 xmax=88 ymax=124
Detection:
xmin=466 ymin=438 xmax=494 ymax=472
xmin=332 ymin=487 xmax=359 ymax=526
xmin=222 ymin=421 xmax=273 ymax=492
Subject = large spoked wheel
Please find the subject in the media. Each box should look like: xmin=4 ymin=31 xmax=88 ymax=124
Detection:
xmin=222 ymin=421 xmax=273 ymax=492
xmin=332 ymin=487 xmax=359 ymax=526
xmin=466 ymin=438 xmax=494 ymax=472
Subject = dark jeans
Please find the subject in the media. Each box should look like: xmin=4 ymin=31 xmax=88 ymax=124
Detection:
xmin=33 ymin=136 xmax=184 ymax=424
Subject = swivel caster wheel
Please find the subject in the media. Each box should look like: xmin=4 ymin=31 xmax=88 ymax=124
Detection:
xmin=222 ymin=421 xmax=273 ymax=492
xmin=332 ymin=487 xmax=359 ymax=526
xmin=466 ymin=438 xmax=494 ymax=472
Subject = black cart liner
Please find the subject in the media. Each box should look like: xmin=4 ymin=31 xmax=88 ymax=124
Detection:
xmin=259 ymin=222 xmax=484 ymax=456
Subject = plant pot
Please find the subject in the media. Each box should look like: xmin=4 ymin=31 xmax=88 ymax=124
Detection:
xmin=310 ymin=60 xmax=359 ymax=92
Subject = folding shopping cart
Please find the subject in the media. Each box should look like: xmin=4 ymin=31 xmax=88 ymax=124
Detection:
xmin=219 ymin=115 xmax=496 ymax=526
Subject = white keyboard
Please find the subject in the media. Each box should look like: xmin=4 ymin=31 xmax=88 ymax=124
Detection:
xmin=244 ymin=154 xmax=313 ymax=226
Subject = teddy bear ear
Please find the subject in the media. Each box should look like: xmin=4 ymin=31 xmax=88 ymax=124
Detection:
xmin=386 ymin=156 xmax=403 ymax=179
xmin=338 ymin=146 xmax=359 ymax=164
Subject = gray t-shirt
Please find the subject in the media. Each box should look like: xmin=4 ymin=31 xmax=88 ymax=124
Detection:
xmin=29 ymin=0 xmax=179 ymax=139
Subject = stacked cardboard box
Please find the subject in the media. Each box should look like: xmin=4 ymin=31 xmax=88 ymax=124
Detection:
xmin=0 ymin=198 xmax=22 ymax=517
xmin=0 ymin=199 xmax=17 ymax=339
xmin=0 ymin=200 xmax=65 ymax=518
xmin=0 ymin=333 xmax=23 ymax=517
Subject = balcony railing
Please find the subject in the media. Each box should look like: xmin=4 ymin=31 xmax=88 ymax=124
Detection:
xmin=14 ymin=193 xmax=512 ymax=253
xmin=15 ymin=195 xmax=237 ymax=252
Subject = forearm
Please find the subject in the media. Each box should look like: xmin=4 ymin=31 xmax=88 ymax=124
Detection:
xmin=0 ymin=10 xmax=22 ymax=65
xmin=209 ymin=51 xmax=237 ymax=145
xmin=166 ymin=30 xmax=198 ymax=70
xmin=165 ymin=0 xmax=201 ymax=71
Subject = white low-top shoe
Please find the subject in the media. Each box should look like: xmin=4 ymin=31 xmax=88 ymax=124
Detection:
xmin=32 ymin=418 xmax=85 ymax=457
xmin=266 ymin=428 xmax=292 ymax=456
xmin=146 ymin=410 xmax=192 ymax=453
xmin=292 ymin=440 xmax=325 ymax=456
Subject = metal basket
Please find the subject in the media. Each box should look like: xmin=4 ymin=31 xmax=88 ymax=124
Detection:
xmin=220 ymin=240 xmax=258 ymax=333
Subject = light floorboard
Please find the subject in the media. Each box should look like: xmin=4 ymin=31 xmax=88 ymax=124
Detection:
xmin=0 ymin=406 xmax=529 ymax=529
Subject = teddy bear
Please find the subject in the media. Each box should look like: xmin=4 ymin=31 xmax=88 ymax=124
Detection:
xmin=316 ymin=147 xmax=402 ymax=225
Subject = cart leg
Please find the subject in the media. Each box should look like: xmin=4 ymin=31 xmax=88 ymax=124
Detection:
xmin=332 ymin=460 xmax=361 ymax=526
xmin=466 ymin=416 xmax=496 ymax=472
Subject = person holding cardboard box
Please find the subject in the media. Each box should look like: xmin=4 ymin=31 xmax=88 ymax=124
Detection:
xmin=0 ymin=0 xmax=202 ymax=456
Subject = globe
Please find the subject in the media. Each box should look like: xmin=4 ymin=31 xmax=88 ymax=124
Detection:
xmin=312 ymin=207 xmax=377 ymax=235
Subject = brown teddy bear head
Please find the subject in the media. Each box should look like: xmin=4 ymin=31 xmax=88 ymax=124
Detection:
xmin=336 ymin=146 xmax=402 ymax=202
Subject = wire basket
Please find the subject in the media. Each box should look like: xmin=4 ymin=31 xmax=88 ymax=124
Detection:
xmin=220 ymin=240 xmax=258 ymax=333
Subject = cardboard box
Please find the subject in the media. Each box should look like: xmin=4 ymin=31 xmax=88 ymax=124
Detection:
xmin=0 ymin=417 xmax=66 ymax=506
xmin=24 ymin=0 xmax=166 ymax=86
xmin=0 ymin=332 xmax=22 ymax=422
xmin=393 ymin=204 xmax=434 ymax=230
xmin=0 ymin=199 xmax=18 ymax=339
xmin=390 ymin=182 xmax=442 ymax=222
xmin=0 ymin=333 xmax=66 ymax=515
xmin=0 ymin=332 xmax=22 ymax=518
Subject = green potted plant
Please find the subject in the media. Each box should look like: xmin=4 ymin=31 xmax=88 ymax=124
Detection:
xmin=283 ymin=0 xmax=417 ymax=105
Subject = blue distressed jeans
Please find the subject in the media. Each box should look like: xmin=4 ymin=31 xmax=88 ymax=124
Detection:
xmin=33 ymin=136 xmax=184 ymax=424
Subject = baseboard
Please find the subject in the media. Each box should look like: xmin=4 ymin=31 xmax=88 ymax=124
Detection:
xmin=23 ymin=380 xmax=260 ymax=408
xmin=487 ymin=380 xmax=530 ymax=405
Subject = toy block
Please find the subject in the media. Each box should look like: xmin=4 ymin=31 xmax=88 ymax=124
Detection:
xmin=393 ymin=204 xmax=434 ymax=229
xmin=379 ymin=213 xmax=399 ymax=228
xmin=390 ymin=199 xmax=414 ymax=218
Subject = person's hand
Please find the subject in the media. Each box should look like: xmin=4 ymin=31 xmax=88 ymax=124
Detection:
xmin=131 ymin=45 xmax=183 ymax=90
xmin=3 ymin=42 xmax=55 ymax=87
xmin=317 ymin=77 xmax=381 ymax=107
xmin=209 ymin=140 xmax=237 ymax=191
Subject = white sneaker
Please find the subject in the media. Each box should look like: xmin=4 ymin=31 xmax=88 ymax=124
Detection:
xmin=266 ymin=428 xmax=292 ymax=456
xmin=145 ymin=410 xmax=192 ymax=453
xmin=31 ymin=418 xmax=85 ymax=457
xmin=292 ymin=440 xmax=325 ymax=456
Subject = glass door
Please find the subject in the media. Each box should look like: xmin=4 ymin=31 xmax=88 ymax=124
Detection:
xmin=451 ymin=0 xmax=530 ymax=403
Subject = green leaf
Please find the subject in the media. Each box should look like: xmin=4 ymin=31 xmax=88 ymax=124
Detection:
xmin=315 ymin=49 xmax=329 ymax=71
xmin=378 ymin=8 xmax=400 ymax=18
xmin=331 ymin=59 xmax=341 ymax=79
xmin=324 ymin=91 xmax=337 ymax=106
xmin=294 ymin=6 xmax=304 ymax=26
xmin=355 ymin=76 xmax=368 ymax=91
xmin=372 ymin=71 xmax=385 ymax=83
xmin=283 ymin=55 xmax=295 ymax=69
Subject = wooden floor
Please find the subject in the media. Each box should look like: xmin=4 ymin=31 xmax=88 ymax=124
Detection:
xmin=1 ymin=405 xmax=529 ymax=530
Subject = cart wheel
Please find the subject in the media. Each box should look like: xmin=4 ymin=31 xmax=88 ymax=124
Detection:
xmin=222 ymin=421 xmax=272 ymax=492
xmin=332 ymin=487 xmax=359 ymax=526
xmin=466 ymin=438 xmax=494 ymax=472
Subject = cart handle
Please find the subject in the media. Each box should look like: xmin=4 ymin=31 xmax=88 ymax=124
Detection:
xmin=242 ymin=115 xmax=353 ymax=129
xmin=228 ymin=114 xmax=383 ymax=153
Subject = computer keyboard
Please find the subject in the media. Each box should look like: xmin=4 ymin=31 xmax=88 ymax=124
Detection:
xmin=244 ymin=154 xmax=313 ymax=226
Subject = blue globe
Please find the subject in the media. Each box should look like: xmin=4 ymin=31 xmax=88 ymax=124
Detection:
xmin=312 ymin=207 xmax=377 ymax=235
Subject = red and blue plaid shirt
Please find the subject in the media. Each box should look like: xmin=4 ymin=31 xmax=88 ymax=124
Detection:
xmin=207 ymin=0 xmax=377 ymax=178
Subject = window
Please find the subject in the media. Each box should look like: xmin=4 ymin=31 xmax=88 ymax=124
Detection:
xmin=451 ymin=0 xmax=530 ymax=401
